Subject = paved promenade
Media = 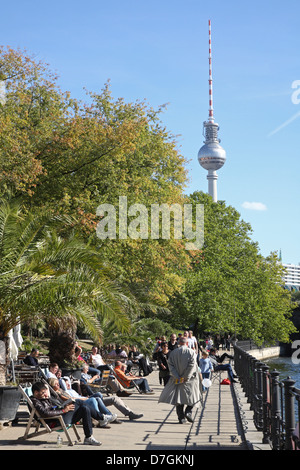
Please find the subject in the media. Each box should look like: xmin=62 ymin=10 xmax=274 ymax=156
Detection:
xmin=0 ymin=365 xmax=271 ymax=453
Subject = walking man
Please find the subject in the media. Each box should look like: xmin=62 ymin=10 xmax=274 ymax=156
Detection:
xmin=158 ymin=337 xmax=201 ymax=424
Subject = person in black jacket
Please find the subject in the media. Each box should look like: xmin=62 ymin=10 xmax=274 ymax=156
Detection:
xmin=156 ymin=342 xmax=170 ymax=386
xmin=31 ymin=381 xmax=101 ymax=446
xmin=127 ymin=345 xmax=151 ymax=376
xmin=168 ymin=334 xmax=178 ymax=352
xmin=23 ymin=349 xmax=39 ymax=367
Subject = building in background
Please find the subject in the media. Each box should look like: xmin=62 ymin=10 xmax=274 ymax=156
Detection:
xmin=282 ymin=263 xmax=300 ymax=291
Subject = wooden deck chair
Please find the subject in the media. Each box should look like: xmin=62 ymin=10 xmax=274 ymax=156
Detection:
xmin=95 ymin=370 xmax=112 ymax=395
xmin=108 ymin=365 xmax=143 ymax=394
xmin=81 ymin=369 xmax=113 ymax=396
xmin=18 ymin=385 xmax=81 ymax=446
xmin=37 ymin=366 xmax=49 ymax=381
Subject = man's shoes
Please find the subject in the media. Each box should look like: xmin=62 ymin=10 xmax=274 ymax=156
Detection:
xmin=107 ymin=413 xmax=118 ymax=423
xmin=185 ymin=412 xmax=194 ymax=423
xmin=112 ymin=418 xmax=123 ymax=424
xmin=117 ymin=390 xmax=133 ymax=397
xmin=84 ymin=436 xmax=102 ymax=446
xmin=128 ymin=412 xmax=143 ymax=421
xmin=98 ymin=416 xmax=108 ymax=427
xmin=98 ymin=413 xmax=117 ymax=427
xmin=178 ymin=418 xmax=187 ymax=424
xmin=144 ymin=389 xmax=154 ymax=394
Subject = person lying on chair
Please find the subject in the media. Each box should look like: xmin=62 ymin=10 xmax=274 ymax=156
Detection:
xmin=81 ymin=363 xmax=133 ymax=398
xmin=209 ymin=347 xmax=234 ymax=363
xmin=31 ymin=381 xmax=101 ymax=446
xmin=209 ymin=351 xmax=238 ymax=383
xmin=114 ymin=361 xmax=154 ymax=394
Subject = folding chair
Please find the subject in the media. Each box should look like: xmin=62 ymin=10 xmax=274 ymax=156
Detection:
xmin=18 ymin=385 xmax=81 ymax=446
xmin=108 ymin=365 xmax=143 ymax=394
xmin=210 ymin=368 xmax=223 ymax=384
xmin=93 ymin=370 xmax=113 ymax=395
xmin=38 ymin=366 xmax=49 ymax=381
xmin=81 ymin=369 xmax=113 ymax=396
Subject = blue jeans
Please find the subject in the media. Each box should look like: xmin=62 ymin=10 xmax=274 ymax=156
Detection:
xmin=215 ymin=364 xmax=234 ymax=381
xmin=133 ymin=378 xmax=150 ymax=392
xmin=79 ymin=396 xmax=111 ymax=418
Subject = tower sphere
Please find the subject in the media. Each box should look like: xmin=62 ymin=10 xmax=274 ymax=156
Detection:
xmin=198 ymin=140 xmax=226 ymax=171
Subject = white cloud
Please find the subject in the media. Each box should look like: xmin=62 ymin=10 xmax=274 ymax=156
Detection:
xmin=242 ymin=201 xmax=267 ymax=211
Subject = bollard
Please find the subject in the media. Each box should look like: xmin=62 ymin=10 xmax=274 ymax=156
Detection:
xmin=283 ymin=376 xmax=296 ymax=450
xmin=270 ymin=370 xmax=281 ymax=450
xmin=262 ymin=364 xmax=271 ymax=445
xmin=249 ymin=356 xmax=257 ymax=408
xmin=254 ymin=362 xmax=264 ymax=431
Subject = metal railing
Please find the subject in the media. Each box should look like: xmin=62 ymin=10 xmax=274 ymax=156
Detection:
xmin=234 ymin=345 xmax=300 ymax=450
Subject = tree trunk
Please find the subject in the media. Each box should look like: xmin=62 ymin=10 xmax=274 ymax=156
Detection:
xmin=0 ymin=338 xmax=9 ymax=386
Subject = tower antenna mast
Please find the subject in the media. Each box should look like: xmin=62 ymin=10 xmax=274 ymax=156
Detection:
xmin=208 ymin=19 xmax=214 ymax=122
xmin=198 ymin=20 xmax=226 ymax=202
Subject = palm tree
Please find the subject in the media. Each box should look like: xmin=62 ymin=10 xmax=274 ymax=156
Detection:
xmin=0 ymin=198 xmax=132 ymax=384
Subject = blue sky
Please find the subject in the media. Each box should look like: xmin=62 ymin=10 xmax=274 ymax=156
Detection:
xmin=1 ymin=0 xmax=300 ymax=264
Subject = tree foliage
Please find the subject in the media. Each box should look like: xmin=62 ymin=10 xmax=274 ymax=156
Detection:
xmin=0 ymin=47 xmax=190 ymax=306
xmin=169 ymin=192 xmax=296 ymax=345
xmin=0 ymin=47 xmax=295 ymax=351
xmin=0 ymin=198 xmax=134 ymax=384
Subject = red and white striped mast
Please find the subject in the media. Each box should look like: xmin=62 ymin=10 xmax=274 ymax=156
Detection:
xmin=198 ymin=19 xmax=226 ymax=202
xmin=208 ymin=19 xmax=214 ymax=122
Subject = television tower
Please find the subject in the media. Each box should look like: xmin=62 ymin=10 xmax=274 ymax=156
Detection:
xmin=198 ymin=20 xmax=226 ymax=202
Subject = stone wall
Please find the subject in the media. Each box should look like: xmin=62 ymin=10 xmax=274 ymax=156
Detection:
xmin=247 ymin=346 xmax=280 ymax=360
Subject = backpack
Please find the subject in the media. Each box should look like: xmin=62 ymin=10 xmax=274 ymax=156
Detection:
xmin=220 ymin=378 xmax=231 ymax=385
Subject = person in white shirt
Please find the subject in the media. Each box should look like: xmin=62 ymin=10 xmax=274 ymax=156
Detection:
xmin=90 ymin=346 xmax=110 ymax=372
xmin=89 ymin=346 xmax=132 ymax=397
xmin=188 ymin=331 xmax=198 ymax=354
xmin=45 ymin=363 xmax=59 ymax=379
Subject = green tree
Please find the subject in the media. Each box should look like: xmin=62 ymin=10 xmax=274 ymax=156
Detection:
xmin=169 ymin=192 xmax=296 ymax=344
xmin=0 ymin=47 xmax=191 ymax=307
xmin=0 ymin=198 xmax=134 ymax=384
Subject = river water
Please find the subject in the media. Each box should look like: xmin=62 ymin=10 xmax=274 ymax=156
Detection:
xmin=264 ymin=355 xmax=300 ymax=390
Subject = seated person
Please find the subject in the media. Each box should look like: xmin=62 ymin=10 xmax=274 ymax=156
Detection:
xmin=127 ymin=345 xmax=151 ymax=376
xmin=209 ymin=351 xmax=238 ymax=383
xmin=30 ymin=381 xmax=101 ymax=446
xmin=89 ymin=346 xmax=111 ymax=373
xmin=81 ymin=363 xmax=132 ymax=398
xmin=45 ymin=362 xmax=59 ymax=379
xmin=209 ymin=347 xmax=234 ymax=363
xmin=114 ymin=360 xmax=154 ymax=394
xmin=46 ymin=362 xmax=82 ymax=394
xmin=77 ymin=372 xmax=143 ymax=421
xmin=116 ymin=345 xmax=128 ymax=358
xmin=50 ymin=377 xmax=116 ymax=427
xmin=74 ymin=345 xmax=100 ymax=377
xmin=23 ymin=348 xmax=39 ymax=367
